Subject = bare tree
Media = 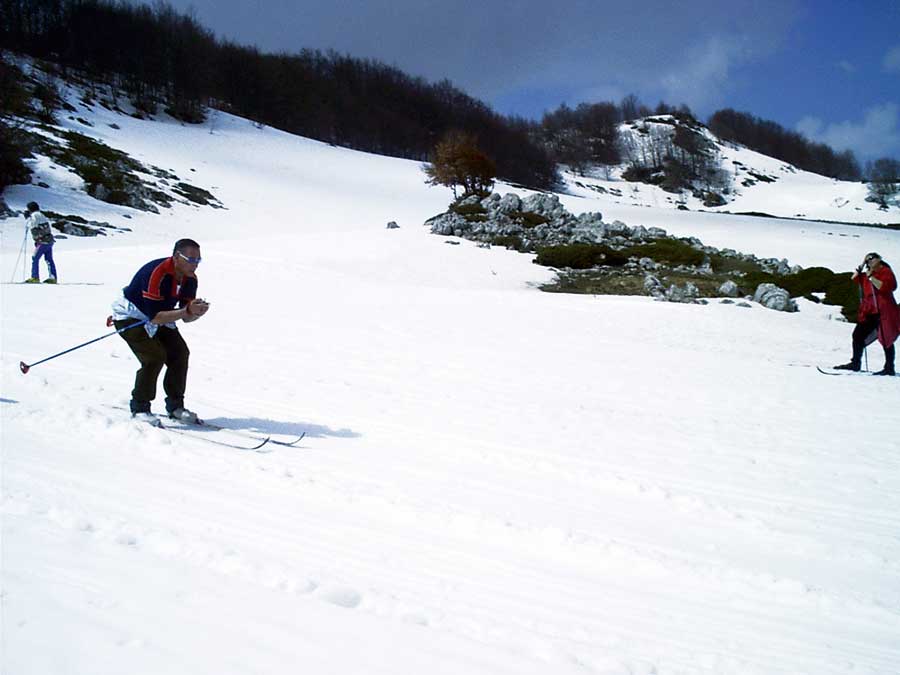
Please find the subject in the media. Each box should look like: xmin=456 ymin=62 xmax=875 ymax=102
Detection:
xmin=866 ymin=158 xmax=900 ymax=207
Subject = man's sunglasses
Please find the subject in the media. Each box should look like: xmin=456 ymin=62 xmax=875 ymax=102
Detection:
xmin=177 ymin=252 xmax=202 ymax=264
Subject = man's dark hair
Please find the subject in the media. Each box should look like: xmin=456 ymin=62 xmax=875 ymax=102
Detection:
xmin=173 ymin=238 xmax=200 ymax=254
xmin=26 ymin=201 xmax=39 ymax=212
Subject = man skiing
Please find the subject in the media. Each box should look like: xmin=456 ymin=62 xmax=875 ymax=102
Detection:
xmin=111 ymin=239 xmax=210 ymax=421
xmin=834 ymin=252 xmax=899 ymax=376
xmin=24 ymin=201 xmax=58 ymax=283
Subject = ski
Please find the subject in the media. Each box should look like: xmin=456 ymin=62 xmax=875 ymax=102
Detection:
xmin=816 ymin=366 xmax=867 ymax=376
xmin=160 ymin=413 xmax=304 ymax=447
xmin=192 ymin=419 xmax=306 ymax=447
xmin=137 ymin=416 xmax=272 ymax=451
xmin=114 ymin=405 xmax=303 ymax=447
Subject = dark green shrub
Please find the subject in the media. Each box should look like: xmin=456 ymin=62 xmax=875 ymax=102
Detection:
xmin=78 ymin=163 xmax=109 ymax=187
xmin=599 ymin=248 xmax=630 ymax=266
xmin=624 ymin=239 xmax=705 ymax=267
xmin=535 ymin=244 xmax=606 ymax=268
xmin=823 ymin=273 xmax=859 ymax=321
xmin=492 ymin=235 xmax=524 ymax=251
xmin=777 ymin=266 xmax=836 ymax=297
xmin=61 ymin=131 xmax=139 ymax=167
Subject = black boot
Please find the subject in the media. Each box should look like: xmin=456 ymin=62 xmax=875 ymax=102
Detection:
xmin=872 ymin=366 xmax=895 ymax=376
xmin=833 ymin=362 xmax=860 ymax=371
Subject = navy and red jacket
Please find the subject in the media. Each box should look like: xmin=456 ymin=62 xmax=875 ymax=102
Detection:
xmin=123 ymin=257 xmax=197 ymax=321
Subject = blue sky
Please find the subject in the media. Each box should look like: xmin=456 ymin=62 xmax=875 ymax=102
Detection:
xmin=161 ymin=0 xmax=898 ymax=162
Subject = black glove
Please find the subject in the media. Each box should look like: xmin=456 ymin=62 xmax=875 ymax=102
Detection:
xmin=856 ymin=265 xmax=864 ymax=274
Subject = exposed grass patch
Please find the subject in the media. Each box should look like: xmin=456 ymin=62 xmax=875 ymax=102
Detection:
xmin=535 ymin=239 xmax=708 ymax=270
xmin=709 ymin=254 xmax=763 ymax=275
xmin=543 ymin=271 xmax=722 ymax=297
xmin=543 ymin=272 xmax=647 ymax=295
xmin=622 ymin=238 xmax=705 ymax=267
xmin=535 ymin=244 xmax=619 ymax=269
xmin=540 ymin=250 xmax=861 ymax=320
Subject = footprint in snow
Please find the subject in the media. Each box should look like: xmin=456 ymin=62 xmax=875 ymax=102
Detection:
xmin=115 ymin=532 xmax=139 ymax=547
xmin=318 ymin=586 xmax=362 ymax=609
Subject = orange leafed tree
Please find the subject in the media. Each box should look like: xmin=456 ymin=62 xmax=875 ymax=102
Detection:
xmin=424 ymin=131 xmax=496 ymax=198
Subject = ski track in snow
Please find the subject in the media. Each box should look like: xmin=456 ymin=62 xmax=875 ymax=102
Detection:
xmin=2 ymin=79 xmax=900 ymax=675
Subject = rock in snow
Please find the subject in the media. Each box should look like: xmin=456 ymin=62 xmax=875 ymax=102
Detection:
xmin=753 ymin=283 xmax=798 ymax=312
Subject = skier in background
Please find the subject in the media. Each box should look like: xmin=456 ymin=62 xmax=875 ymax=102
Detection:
xmin=833 ymin=252 xmax=899 ymax=376
xmin=111 ymin=238 xmax=210 ymax=421
xmin=24 ymin=201 xmax=58 ymax=283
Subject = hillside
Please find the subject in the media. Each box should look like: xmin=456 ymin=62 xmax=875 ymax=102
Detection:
xmin=564 ymin=116 xmax=898 ymax=226
xmin=2 ymin=65 xmax=900 ymax=675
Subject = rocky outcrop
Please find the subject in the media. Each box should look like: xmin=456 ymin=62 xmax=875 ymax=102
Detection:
xmin=753 ymin=283 xmax=798 ymax=312
xmin=643 ymin=274 xmax=666 ymax=299
xmin=0 ymin=198 xmax=18 ymax=219
xmin=426 ymin=191 xmax=800 ymax=276
xmin=666 ymin=282 xmax=700 ymax=303
xmin=426 ymin=191 xmax=806 ymax=309
xmin=718 ymin=280 xmax=740 ymax=297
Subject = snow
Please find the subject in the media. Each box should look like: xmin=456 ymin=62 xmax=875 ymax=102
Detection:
xmin=2 ymin=91 xmax=900 ymax=675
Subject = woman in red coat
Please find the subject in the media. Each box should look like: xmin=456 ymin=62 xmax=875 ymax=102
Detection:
xmin=834 ymin=252 xmax=899 ymax=375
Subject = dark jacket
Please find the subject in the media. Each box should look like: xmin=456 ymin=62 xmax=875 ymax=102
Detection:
xmin=123 ymin=256 xmax=198 ymax=321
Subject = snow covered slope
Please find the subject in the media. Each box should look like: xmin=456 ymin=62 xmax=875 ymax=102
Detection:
xmin=565 ymin=116 xmax=898 ymax=227
xmin=2 ymin=85 xmax=900 ymax=675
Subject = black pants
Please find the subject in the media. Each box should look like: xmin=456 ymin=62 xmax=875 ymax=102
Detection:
xmin=852 ymin=314 xmax=895 ymax=370
xmin=115 ymin=322 xmax=190 ymax=413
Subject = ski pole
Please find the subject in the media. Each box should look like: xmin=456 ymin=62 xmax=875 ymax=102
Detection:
xmin=857 ymin=273 xmax=868 ymax=372
xmin=10 ymin=227 xmax=28 ymax=283
xmin=19 ymin=318 xmax=149 ymax=374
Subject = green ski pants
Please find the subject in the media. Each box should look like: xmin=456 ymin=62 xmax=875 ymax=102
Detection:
xmin=115 ymin=321 xmax=190 ymax=413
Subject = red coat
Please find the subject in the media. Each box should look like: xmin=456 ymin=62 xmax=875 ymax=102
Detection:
xmin=857 ymin=263 xmax=900 ymax=347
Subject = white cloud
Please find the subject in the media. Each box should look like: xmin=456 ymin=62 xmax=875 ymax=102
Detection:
xmin=796 ymin=116 xmax=824 ymax=138
xmin=659 ymin=35 xmax=749 ymax=111
xmin=836 ymin=60 xmax=856 ymax=74
xmin=884 ymin=45 xmax=900 ymax=73
xmin=797 ymin=103 xmax=900 ymax=159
